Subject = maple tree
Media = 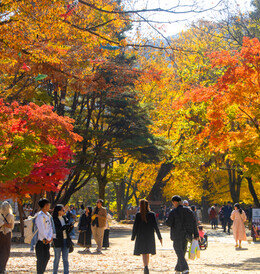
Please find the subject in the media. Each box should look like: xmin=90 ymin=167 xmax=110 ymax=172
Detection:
xmin=179 ymin=37 xmax=260 ymax=205
xmin=0 ymin=99 xmax=81 ymax=200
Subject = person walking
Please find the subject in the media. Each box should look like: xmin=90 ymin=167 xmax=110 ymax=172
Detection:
xmin=52 ymin=204 xmax=73 ymax=274
xmin=35 ymin=198 xmax=54 ymax=274
xmin=231 ymin=203 xmax=247 ymax=248
xmin=78 ymin=206 xmax=92 ymax=253
xmin=166 ymin=195 xmax=199 ymax=274
xmin=223 ymin=202 xmax=233 ymax=234
xmin=91 ymin=199 xmax=107 ymax=254
xmin=131 ymin=199 xmax=162 ymax=274
xmin=190 ymin=205 xmax=199 ymax=226
xmin=0 ymin=201 xmax=15 ymax=274
xmin=66 ymin=205 xmax=76 ymax=239
xmin=209 ymin=206 xmax=217 ymax=229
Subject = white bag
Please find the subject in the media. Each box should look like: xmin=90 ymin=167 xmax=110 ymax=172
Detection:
xmin=24 ymin=215 xmax=38 ymax=244
xmin=189 ymin=239 xmax=200 ymax=260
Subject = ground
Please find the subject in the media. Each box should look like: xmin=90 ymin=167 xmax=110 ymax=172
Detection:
xmin=7 ymin=223 xmax=260 ymax=273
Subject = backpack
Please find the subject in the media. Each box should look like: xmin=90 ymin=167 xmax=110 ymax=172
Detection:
xmin=24 ymin=214 xmax=38 ymax=244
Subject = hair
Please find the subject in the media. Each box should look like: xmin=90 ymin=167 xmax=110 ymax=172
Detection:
xmin=172 ymin=195 xmax=182 ymax=202
xmin=139 ymin=199 xmax=150 ymax=223
xmin=97 ymin=199 xmax=104 ymax=205
xmin=87 ymin=206 xmax=92 ymax=215
xmin=53 ymin=204 xmax=64 ymax=219
xmin=191 ymin=205 xmax=196 ymax=212
xmin=0 ymin=201 xmax=13 ymax=216
xmin=198 ymin=225 xmax=203 ymax=231
xmin=234 ymin=203 xmax=242 ymax=214
xmin=38 ymin=198 xmax=50 ymax=209
xmin=80 ymin=204 xmax=85 ymax=210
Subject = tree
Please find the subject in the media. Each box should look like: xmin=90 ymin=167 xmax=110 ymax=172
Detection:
xmin=182 ymin=37 xmax=260 ymax=204
xmin=0 ymin=99 xmax=81 ymax=198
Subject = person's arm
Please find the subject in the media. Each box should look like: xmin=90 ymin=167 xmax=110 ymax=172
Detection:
xmin=152 ymin=213 xmax=162 ymax=240
xmin=78 ymin=215 xmax=83 ymax=231
xmin=242 ymin=211 xmax=247 ymax=222
xmin=131 ymin=214 xmax=139 ymax=241
xmin=187 ymin=209 xmax=199 ymax=239
xmin=165 ymin=210 xmax=174 ymax=227
xmin=47 ymin=215 xmax=54 ymax=241
xmin=7 ymin=214 xmax=15 ymax=230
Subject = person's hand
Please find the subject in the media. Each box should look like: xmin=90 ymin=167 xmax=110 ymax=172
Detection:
xmin=78 ymin=230 xmax=81 ymax=233
xmin=160 ymin=239 xmax=163 ymax=246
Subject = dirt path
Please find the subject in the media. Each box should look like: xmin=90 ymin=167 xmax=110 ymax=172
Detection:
xmin=7 ymin=224 xmax=260 ymax=273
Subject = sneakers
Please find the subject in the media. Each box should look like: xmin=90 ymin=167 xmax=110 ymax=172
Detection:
xmin=96 ymin=249 xmax=102 ymax=254
xmin=183 ymin=270 xmax=189 ymax=274
xmin=84 ymin=248 xmax=91 ymax=253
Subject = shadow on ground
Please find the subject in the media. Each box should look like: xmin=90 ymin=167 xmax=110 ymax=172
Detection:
xmin=10 ymin=251 xmax=35 ymax=257
xmin=205 ymin=257 xmax=260 ymax=271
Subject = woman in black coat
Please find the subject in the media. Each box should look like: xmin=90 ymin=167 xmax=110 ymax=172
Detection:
xmin=78 ymin=206 xmax=92 ymax=252
xmin=131 ymin=199 xmax=162 ymax=274
xmin=53 ymin=204 xmax=73 ymax=274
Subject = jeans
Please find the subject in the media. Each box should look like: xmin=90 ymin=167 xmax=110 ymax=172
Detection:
xmin=30 ymin=233 xmax=38 ymax=252
xmin=36 ymin=241 xmax=50 ymax=274
xmin=53 ymin=240 xmax=69 ymax=274
xmin=69 ymin=227 xmax=75 ymax=238
xmin=173 ymin=237 xmax=189 ymax=272
xmin=223 ymin=218 xmax=232 ymax=233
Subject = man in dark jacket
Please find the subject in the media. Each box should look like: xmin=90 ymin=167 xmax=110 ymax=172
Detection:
xmin=222 ymin=202 xmax=233 ymax=234
xmin=166 ymin=195 xmax=199 ymax=274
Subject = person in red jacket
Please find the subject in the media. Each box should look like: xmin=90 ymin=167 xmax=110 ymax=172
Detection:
xmin=209 ymin=206 xmax=217 ymax=229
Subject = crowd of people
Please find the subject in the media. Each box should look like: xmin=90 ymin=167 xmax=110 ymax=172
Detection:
xmin=0 ymin=197 xmax=251 ymax=274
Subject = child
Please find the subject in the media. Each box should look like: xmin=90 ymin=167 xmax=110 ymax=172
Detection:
xmin=198 ymin=226 xmax=208 ymax=249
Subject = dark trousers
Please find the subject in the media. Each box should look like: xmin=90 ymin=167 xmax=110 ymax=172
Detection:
xmin=223 ymin=218 xmax=232 ymax=233
xmin=36 ymin=240 xmax=50 ymax=274
xmin=0 ymin=232 xmax=11 ymax=273
xmin=102 ymin=229 xmax=110 ymax=248
xmin=173 ymin=237 xmax=188 ymax=272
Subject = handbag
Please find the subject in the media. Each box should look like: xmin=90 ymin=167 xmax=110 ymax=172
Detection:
xmin=69 ymin=240 xmax=74 ymax=253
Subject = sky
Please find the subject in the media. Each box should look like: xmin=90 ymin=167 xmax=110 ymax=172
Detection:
xmin=124 ymin=0 xmax=254 ymax=38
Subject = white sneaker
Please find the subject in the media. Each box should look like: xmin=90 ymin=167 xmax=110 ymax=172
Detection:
xmin=182 ymin=270 xmax=189 ymax=274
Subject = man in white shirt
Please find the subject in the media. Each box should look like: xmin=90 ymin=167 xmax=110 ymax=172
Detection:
xmin=35 ymin=198 xmax=53 ymax=274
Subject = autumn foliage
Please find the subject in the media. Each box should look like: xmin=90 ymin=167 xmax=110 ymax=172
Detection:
xmin=0 ymin=99 xmax=81 ymax=200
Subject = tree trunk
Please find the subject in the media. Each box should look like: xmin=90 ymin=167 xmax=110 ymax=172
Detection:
xmin=31 ymin=193 xmax=43 ymax=214
xmin=148 ymin=161 xmax=174 ymax=201
xmin=226 ymin=160 xmax=241 ymax=203
xmin=18 ymin=203 xmax=25 ymax=239
xmin=246 ymin=177 xmax=260 ymax=207
xmin=98 ymin=177 xmax=107 ymax=201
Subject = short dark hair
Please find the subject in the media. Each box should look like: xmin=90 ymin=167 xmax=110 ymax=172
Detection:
xmin=97 ymin=199 xmax=104 ymax=205
xmin=38 ymin=198 xmax=50 ymax=209
xmin=191 ymin=205 xmax=196 ymax=211
xmin=172 ymin=195 xmax=182 ymax=202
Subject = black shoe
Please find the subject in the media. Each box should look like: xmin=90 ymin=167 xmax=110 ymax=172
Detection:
xmin=144 ymin=266 xmax=149 ymax=274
